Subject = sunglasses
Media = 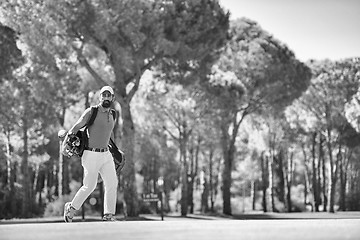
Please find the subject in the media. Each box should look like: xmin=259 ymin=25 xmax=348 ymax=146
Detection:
xmin=101 ymin=92 xmax=113 ymax=98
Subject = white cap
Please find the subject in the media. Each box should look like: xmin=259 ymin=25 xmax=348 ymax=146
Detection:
xmin=100 ymin=86 xmax=114 ymax=95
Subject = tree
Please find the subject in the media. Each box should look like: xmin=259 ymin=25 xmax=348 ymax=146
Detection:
xmin=146 ymin=82 xmax=199 ymax=216
xmin=0 ymin=23 xmax=23 ymax=192
xmin=0 ymin=23 xmax=23 ymax=79
xmin=308 ymin=58 xmax=360 ymax=213
xmin=205 ymin=18 xmax=311 ymax=215
xmin=1 ymin=5 xmax=84 ymax=202
xmin=287 ymin=58 xmax=360 ymax=212
xmin=1 ymin=63 xmax=50 ymax=217
xmin=0 ymin=0 xmax=229 ymax=216
xmin=132 ymin=78 xmax=183 ymax=213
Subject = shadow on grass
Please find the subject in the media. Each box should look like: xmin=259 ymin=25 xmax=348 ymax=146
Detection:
xmin=0 ymin=216 xmax=152 ymax=225
xmin=169 ymin=211 xmax=360 ymax=220
xmin=2 ymin=212 xmax=360 ymax=224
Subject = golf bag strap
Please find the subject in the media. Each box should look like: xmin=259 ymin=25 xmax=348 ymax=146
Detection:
xmin=110 ymin=137 xmax=118 ymax=149
xmin=87 ymin=106 xmax=98 ymax=128
xmin=83 ymin=106 xmax=116 ymax=131
xmin=87 ymin=106 xmax=115 ymax=128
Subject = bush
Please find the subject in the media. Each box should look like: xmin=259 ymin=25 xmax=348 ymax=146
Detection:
xmin=0 ymin=184 xmax=27 ymax=219
xmin=43 ymin=195 xmax=72 ymax=217
xmin=347 ymin=192 xmax=360 ymax=210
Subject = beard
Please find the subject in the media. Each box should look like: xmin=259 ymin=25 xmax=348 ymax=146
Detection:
xmin=101 ymin=100 xmax=111 ymax=108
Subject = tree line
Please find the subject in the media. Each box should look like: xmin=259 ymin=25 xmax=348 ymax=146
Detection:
xmin=0 ymin=0 xmax=359 ymax=219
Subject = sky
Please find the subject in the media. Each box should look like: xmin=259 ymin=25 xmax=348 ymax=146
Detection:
xmin=219 ymin=0 xmax=360 ymax=62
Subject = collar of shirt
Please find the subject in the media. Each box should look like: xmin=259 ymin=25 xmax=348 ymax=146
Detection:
xmin=97 ymin=105 xmax=114 ymax=122
xmin=98 ymin=105 xmax=110 ymax=113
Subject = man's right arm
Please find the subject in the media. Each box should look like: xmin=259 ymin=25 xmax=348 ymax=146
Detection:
xmin=64 ymin=107 xmax=92 ymax=142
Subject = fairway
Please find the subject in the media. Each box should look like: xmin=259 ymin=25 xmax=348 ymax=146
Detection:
xmin=1 ymin=219 xmax=360 ymax=240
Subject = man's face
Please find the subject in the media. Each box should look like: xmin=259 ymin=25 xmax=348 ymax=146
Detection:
xmin=100 ymin=91 xmax=113 ymax=108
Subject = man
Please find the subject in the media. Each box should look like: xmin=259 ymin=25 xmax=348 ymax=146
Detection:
xmin=63 ymin=86 xmax=118 ymax=222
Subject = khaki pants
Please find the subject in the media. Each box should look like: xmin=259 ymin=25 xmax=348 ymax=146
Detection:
xmin=71 ymin=150 xmax=118 ymax=215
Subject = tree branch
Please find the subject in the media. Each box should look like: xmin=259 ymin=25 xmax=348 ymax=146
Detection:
xmin=126 ymin=55 xmax=160 ymax=103
xmin=73 ymin=43 xmax=107 ymax=86
xmin=0 ymin=111 xmax=20 ymax=128
xmin=163 ymin=125 xmax=179 ymax=141
xmin=230 ymin=109 xmax=248 ymax=148
xmin=162 ymin=106 xmax=182 ymax=130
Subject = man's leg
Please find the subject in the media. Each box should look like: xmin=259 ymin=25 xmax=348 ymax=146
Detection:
xmin=99 ymin=152 xmax=118 ymax=216
xmin=70 ymin=151 xmax=100 ymax=210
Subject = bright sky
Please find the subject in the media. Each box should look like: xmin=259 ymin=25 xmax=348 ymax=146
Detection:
xmin=219 ymin=0 xmax=360 ymax=62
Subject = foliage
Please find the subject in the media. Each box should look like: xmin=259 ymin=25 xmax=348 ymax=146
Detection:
xmin=0 ymin=23 xmax=23 ymax=79
xmin=1 ymin=1 xmax=360 ymax=220
xmin=287 ymin=58 xmax=360 ymax=144
xmin=203 ymin=17 xmax=312 ymax=215
xmin=285 ymin=57 xmax=360 ymax=212
xmin=0 ymin=0 xmax=229 ymax=216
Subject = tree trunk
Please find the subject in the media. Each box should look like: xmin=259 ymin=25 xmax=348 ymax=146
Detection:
xmin=85 ymin=91 xmax=90 ymax=109
xmin=58 ymin=106 xmax=69 ymax=196
xmin=212 ymin=157 xmax=222 ymax=212
xmin=251 ymin=180 xmax=256 ymax=211
xmin=328 ymin=144 xmax=341 ymax=213
xmin=304 ymin=168 xmax=312 ymax=211
xmin=120 ymin=101 xmax=138 ymax=217
xmin=339 ymin=158 xmax=346 ymax=211
xmin=302 ymin=144 xmax=313 ymax=211
xmin=5 ymin=128 xmax=12 ymax=186
xmin=311 ymin=132 xmax=320 ymax=212
xmin=319 ymin=134 xmax=327 ymax=212
xmin=222 ymin=146 xmax=233 ymax=215
xmin=21 ymin=116 xmax=31 ymax=218
xmin=329 ymin=174 xmax=337 ymax=213
xmin=268 ymin=154 xmax=276 ymax=212
xmin=220 ymin=119 xmax=235 ymax=216
xmin=260 ymin=152 xmax=268 ymax=212
xmin=347 ymin=161 xmax=359 ymax=210
xmin=33 ymin=164 xmax=39 ymax=192
xmin=188 ymin=144 xmax=195 ymax=214
xmin=201 ymin=166 xmax=209 ymax=213
xmin=180 ymin=141 xmax=188 ymax=216
xmin=63 ymin=156 xmax=70 ymax=195
xmin=48 ymin=158 xmax=56 ymax=201
xmin=209 ymin=150 xmax=214 ymax=212
xmin=285 ymin=152 xmax=294 ymax=212
xmin=58 ymin=140 xmax=63 ymax=197
xmin=278 ymin=150 xmax=286 ymax=204
xmin=5 ymin=126 xmax=17 ymax=215
xmin=339 ymin=149 xmax=350 ymax=211
xmin=10 ymin=162 xmax=17 ymax=216
xmin=220 ymin=110 xmax=245 ymax=216
xmin=188 ymin=136 xmax=200 ymax=213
